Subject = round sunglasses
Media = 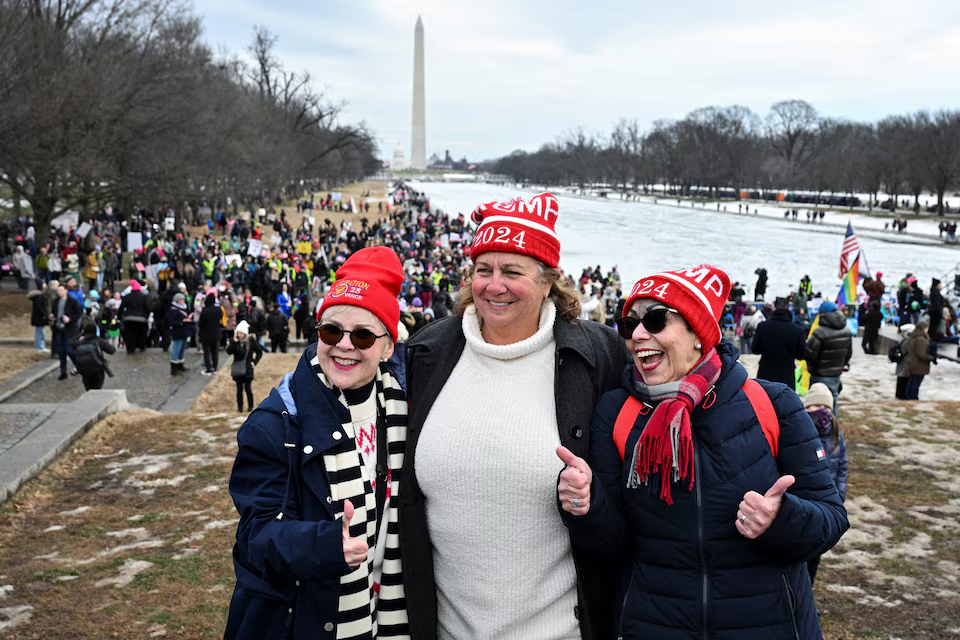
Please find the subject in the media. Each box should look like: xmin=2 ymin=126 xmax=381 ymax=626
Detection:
xmin=616 ymin=307 xmax=678 ymax=339
xmin=317 ymin=323 xmax=387 ymax=350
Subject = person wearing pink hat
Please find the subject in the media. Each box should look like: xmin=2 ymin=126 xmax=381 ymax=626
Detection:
xmin=226 ymin=246 xmax=409 ymax=640
xmin=557 ymin=264 xmax=849 ymax=640
xmin=400 ymin=193 xmax=629 ymax=640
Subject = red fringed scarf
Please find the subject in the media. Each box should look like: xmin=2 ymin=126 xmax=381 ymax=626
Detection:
xmin=627 ymin=348 xmax=723 ymax=504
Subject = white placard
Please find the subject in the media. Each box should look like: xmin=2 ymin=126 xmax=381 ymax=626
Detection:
xmin=440 ymin=233 xmax=450 ymax=248
xmin=225 ymin=253 xmax=242 ymax=267
xmin=449 ymin=232 xmax=462 ymax=243
xmin=331 ymin=192 xmax=342 ymax=201
xmin=127 ymin=232 xmax=143 ymax=252
xmin=246 ymin=239 xmax=263 ymax=257
xmin=77 ymin=222 xmax=92 ymax=238
xmin=270 ymin=234 xmax=281 ymax=246
xmin=164 ymin=217 xmax=175 ymax=231
xmin=258 ymin=208 xmax=266 ymax=218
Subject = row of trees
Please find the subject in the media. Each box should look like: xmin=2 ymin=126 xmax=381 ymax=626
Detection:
xmin=491 ymin=100 xmax=960 ymax=215
xmin=0 ymin=0 xmax=380 ymax=243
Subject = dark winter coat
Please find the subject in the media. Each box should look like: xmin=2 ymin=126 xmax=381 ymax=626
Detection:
xmin=198 ymin=298 xmax=223 ymax=344
xmin=808 ymin=409 xmax=848 ymax=502
xmin=563 ymin=340 xmax=848 ymax=640
xmin=225 ymin=345 xmax=356 ymax=640
xmin=53 ymin=295 xmax=83 ymax=340
xmin=118 ymin=290 xmax=149 ymax=323
xmin=907 ymin=330 xmax=935 ymax=376
xmin=266 ymin=310 xmax=290 ymax=338
xmin=805 ymin=310 xmax=852 ymax=377
xmin=752 ymin=309 xmax=807 ymax=387
xmin=227 ymin=336 xmax=263 ymax=381
xmin=928 ymin=287 xmax=944 ymax=335
xmin=30 ymin=292 xmax=49 ymax=327
xmin=399 ymin=314 xmax=631 ymax=640
xmin=166 ymin=305 xmax=192 ymax=341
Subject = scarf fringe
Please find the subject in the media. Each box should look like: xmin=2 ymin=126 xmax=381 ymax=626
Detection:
xmin=627 ymin=348 xmax=722 ymax=504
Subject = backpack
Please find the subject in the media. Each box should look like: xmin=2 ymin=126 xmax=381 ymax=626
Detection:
xmin=888 ymin=339 xmax=907 ymax=363
xmin=742 ymin=321 xmax=756 ymax=340
xmin=75 ymin=340 xmax=105 ymax=376
xmin=613 ymin=378 xmax=780 ymax=460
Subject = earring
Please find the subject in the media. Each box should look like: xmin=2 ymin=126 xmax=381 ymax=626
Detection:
xmin=696 ymin=342 xmax=702 ymax=350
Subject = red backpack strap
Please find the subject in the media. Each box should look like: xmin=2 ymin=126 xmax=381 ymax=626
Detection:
xmin=742 ymin=379 xmax=779 ymax=457
xmin=613 ymin=396 xmax=645 ymax=460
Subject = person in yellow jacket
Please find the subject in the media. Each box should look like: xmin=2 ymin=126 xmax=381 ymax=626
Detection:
xmin=84 ymin=248 xmax=101 ymax=291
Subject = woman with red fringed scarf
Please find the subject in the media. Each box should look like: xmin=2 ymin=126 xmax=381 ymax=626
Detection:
xmin=556 ymin=264 xmax=849 ymax=640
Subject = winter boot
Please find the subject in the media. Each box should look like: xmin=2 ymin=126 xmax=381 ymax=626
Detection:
xmin=170 ymin=362 xmax=178 ymax=376
xmin=178 ymin=362 xmax=187 ymax=373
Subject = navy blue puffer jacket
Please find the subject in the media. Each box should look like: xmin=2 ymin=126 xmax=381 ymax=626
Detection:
xmin=562 ymin=340 xmax=848 ymax=640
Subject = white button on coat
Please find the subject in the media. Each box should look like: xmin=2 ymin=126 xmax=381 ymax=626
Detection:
xmin=324 ymin=622 xmax=334 ymax=632
xmin=332 ymin=432 xmax=342 ymax=441
xmin=303 ymin=445 xmax=314 ymax=455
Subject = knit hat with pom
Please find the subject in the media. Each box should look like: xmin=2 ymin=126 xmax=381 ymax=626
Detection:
xmin=469 ymin=192 xmax=561 ymax=268
xmin=624 ymin=264 xmax=731 ymax=351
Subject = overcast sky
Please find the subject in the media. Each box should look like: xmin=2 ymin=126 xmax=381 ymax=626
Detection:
xmin=193 ymin=0 xmax=960 ymax=162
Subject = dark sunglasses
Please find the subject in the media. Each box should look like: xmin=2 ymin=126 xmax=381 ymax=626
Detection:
xmin=317 ymin=323 xmax=387 ymax=350
xmin=616 ymin=307 xmax=678 ymax=339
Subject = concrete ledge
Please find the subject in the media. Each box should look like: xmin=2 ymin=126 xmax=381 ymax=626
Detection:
xmin=0 ymin=389 xmax=128 ymax=505
xmin=0 ymin=360 xmax=59 ymax=404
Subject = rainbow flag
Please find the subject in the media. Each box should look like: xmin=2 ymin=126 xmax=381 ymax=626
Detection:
xmin=835 ymin=257 xmax=860 ymax=307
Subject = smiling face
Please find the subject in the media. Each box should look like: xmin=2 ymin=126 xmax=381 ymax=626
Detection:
xmin=627 ymin=299 xmax=703 ymax=386
xmin=316 ymin=306 xmax=394 ymax=390
xmin=472 ymin=252 xmax=551 ymax=345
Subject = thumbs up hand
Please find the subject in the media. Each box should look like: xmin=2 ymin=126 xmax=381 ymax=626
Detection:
xmin=557 ymin=446 xmax=593 ymax=516
xmin=341 ymin=500 xmax=369 ymax=569
xmin=736 ymin=475 xmax=796 ymax=539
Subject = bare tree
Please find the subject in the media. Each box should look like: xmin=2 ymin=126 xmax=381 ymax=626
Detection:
xmin=765 ymin=99 xmax=820 ymax=183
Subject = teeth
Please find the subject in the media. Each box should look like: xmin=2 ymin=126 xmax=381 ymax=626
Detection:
xmin=333 ymin=357 xmax=358 ymax=365
xmin=636 ymin=350 xmax=663 ymax=358
xmin=489 ymin=301 xmax=510 ymax=307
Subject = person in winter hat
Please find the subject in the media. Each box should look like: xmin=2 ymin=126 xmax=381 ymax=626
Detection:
xmin=802 ymin=382 xmax=848 ymax=584
xmin=557 ymin=264 xmax=848 ymax=640
xmin=400 ymin=193 xmax=630 ymax=640
xmin=226 ymin=245 xmax=410 ymax=639
xmin=226 ymin=319 xmax=262 ymax=412
xmin=166 ymin=291 xmax=192 ymax=375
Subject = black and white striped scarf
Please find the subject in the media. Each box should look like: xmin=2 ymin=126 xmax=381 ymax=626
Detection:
xmin=310 ymin=355 xmax=409 ymax=640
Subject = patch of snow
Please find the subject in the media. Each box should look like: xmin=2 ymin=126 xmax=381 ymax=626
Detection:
xmin=34 ymin=551 xmax=60 ymax=560
xmin=177 ymin=532 xmax=205 ymax=545
xmin=125 ymin=475 xmax=193 ymax=489
xmin=201 ymin=485 xmax=221 ymax=493
xmin=58 ymin=506 xmax=90 ymax=517
xmin=203 ymin=519 xmax=235 ymax=530
xmin=0 ymin=605 xmax=33 ymax=631
xmin=43 ymin=525 xmax=65 ymax=533
xmin=127 ymin=515 xmax=145 ymax=521
xmin=172 ymin=548 xmax=200 ymax=560
xmin=93 ymin=449 xmax=128 ymax=459
xmin=201 ymin=413 xmax=230 ymax=421
xmin=0 ymin=585 xmax=13 ymax=598
xmin=54 ymin=575 xmax=78 ymax=582
xmin=105 ymin=528 xmax=149 ymax=540
xmin=94 ymin=558 xmax=153 ymax=588
xmin=88 ymin=481 xmax=104 ymax=490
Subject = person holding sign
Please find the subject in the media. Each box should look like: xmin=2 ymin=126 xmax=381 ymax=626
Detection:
xmin=400 ymin=193 xmax=629 ymax=640
xmin=226 ymin=247 xmax=409 ymax=639
xmin=557 ymin=264 xmax=849 ymax=640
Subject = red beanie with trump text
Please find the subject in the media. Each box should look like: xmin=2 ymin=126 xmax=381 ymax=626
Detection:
xmin=316 ymin=246 xmax=404 ymax=342
xmin=469 ymin=192 xmax=561 ymax=268
xmin=624 ymin=265 xmax=731 ymax=350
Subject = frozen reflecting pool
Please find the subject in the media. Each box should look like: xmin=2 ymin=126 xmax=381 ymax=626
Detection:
xmin=410 ymin=181 xmax=960 ymax=299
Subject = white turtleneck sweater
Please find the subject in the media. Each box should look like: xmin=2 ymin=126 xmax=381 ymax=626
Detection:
xmin=415 ymin=300 xmax=579 ymax=640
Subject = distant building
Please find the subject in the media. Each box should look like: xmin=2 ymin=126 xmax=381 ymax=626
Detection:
xmin=391 ymin=143 xmax=409 ymax=170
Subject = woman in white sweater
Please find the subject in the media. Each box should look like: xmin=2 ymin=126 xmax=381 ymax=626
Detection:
xmin=399 ymin=193 xmax=630 ymax=640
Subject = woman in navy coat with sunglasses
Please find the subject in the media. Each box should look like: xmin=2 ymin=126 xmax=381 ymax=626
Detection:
xmin=557 ymin=265 xmax=848 ymax=640
xmin=225 ymin=247 xmax=410 ymax=640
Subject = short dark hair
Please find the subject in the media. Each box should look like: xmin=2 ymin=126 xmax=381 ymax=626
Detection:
xmin=774 ymin=297 xmax=789 ymax=310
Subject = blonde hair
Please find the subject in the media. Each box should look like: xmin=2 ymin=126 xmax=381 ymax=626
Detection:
xmin=455 ymin=261 xmax=582 ymax=321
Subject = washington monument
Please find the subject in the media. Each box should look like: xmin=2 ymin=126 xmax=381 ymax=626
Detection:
xmin=411 ymin=16 xmax=426 ymax=170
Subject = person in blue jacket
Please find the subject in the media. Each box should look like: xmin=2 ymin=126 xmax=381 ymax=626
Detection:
xmin=277 ymin=282 xmax=293 ymax=318
xmin=225 ymin=246 xmax=410 ymax=640
xmin=556 ymin=264 xmax=849 ymax=640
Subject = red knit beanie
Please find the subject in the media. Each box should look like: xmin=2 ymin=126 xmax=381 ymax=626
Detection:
xmin=316 ymin=246 xmax=404 ymax=342
xmin=469 ymin=192 xmax=561 ymax=268
xmin=624 ymin=265 xmax=731 ymax=350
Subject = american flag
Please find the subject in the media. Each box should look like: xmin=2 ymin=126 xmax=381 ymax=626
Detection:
xmin=839 ymin=221 xmax=861 ymax=278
